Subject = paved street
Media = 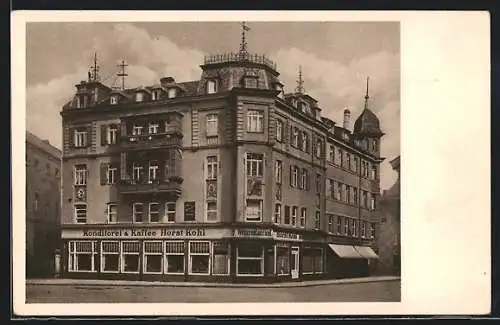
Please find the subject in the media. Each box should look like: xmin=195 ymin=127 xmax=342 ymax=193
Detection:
xmin=26 ymin=280 xmax=400 ymax=303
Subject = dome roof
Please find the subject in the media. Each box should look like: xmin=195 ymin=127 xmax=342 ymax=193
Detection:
xmin=353 ymin=108 xmax=383 ymax=136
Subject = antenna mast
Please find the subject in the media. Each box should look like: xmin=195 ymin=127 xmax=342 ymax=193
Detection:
xmin=364 ymin=76 xmax=370 ymax=109
xmin=116 ymin=59 xmax=129 ymax=90
xmin=295 ymin=65 xmax=304 ymax=94
xmin=88 ymin=52 xmax=100 ymax=82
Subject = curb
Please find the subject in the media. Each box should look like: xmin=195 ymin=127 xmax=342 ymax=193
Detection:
xmin=26 ymin=277 xmax=400 ymax=289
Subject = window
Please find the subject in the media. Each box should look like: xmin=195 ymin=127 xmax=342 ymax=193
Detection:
xmin=275 ymin=160 xmax=282 ymax=184
xmin=371 ymin=139 xmax=378 ymax=151
xmin=106 ymin=203 xmax=117 ymax=223
xmin=336 ymin=216 xmax=342 ymax=235
xmin=301 ymin=169 xmax=309 ymax=190
xmin=148 ymin=122 xmax=159 ymax=134
xmin=245 ymin=199 xmax=262 ymax=222
xmin=349 ymin=218 xmax=355 ymax=237
xmin=276 ymin=120 xmax=283 ymax=142
xmin=276 ymin=246 xmax=290 ymax=275
xmin=292 ymin=128 xmax=299 ymax=147
xmin=291 ymin=206 xmax=298 ymax=226
xmin=343 ymin=217 xmax=349 ymax=235
xmin=316 ymin=173 xmax=322 ymax=193
xmin=371 ymin=165 xmax=377 ymax=180
xmin=107 ymin=166 xmax=117 ymax=185
xmin=354 ymin=220 xmax=359 ymax=237
xmin=284 ymin=205 xmax=290 ymax=225
xmin=132 ymin=125 xmax=143 ymax=136
xmin=149 ymin=202 xmax=160 ymax=223
xmin=302 ymin=132 xmax=309 ymax=152
xmin=328 ymin=215 xmax=334 ymax=233
xmin=152 ymin=90 xmax=161 ymax=101
xmin=346 ymin=185 xmax=351 ymax=204
xmin=314 ymin=211 xmax=321 ymax=229
xmin=165 ymin=202 xmax=176 ymax=222
xmin=167 ymin=88 xmax=177 ymax=99
xmin=206 ymin=114 xmax=218 ymax=137
xmin=135 ymin=92 xmax=145 ymax=102
xmin=300 ymin=208 xmax=306 ymax=227
xmin=74 ymin=165 xmax=88 ymax=185
xmin=101 ymin=241 xmax=119 ymax=273
xmin=110 ymin=95 xmax=119 ymax=105
xmin=34 ymin=193 xmax=39 ymax=211
xmin=370 ymin=223 xmax=376 ymax=239
xmin=237 ymin=244 xmax=264 ymax=275
xmin=247 ymin=110 xmax=264 ymax=133
xmin=189 ymin=241 xmax=210 ymax=274
xmin=354 ymin=188 xmax=358 ymax=205
xmin=207 ymin=156 xmax=218 ymax=180
xmin=328 ymin=145 xmax=335 ymax=162
xmin=148 ymin=162 xmax=159 ymax=183
xmin=302 ymin=247 xmax=323 ymax=275
xmin=206 ymin=201 xmax=217 ymax=221
xmin=289 ymin=166 xmax=297 ymax=188
xmin=370 ymin=194 xmax=376 ymax=210
xmin=337 ymin=148 xmax=343 ymax=166
xmin=184 ymin=201 xmax=196 ymax=222
xmin=121 ymin=241 xmax=140 ymax=273
xmin=133 ymin=203 xmax=144 ymax=223
xmin=132 ymin=163 xmax=143 ymax=183
xmin=74 ymin=129 xmax=87 ymax=148
xmin=165 ymin=241 xmax=185 ymax=274
xmin=246 ymin=153 xmax=263 ymax=177
xmin=213 ymin=241 xmax=230 ymax=275
xmin=361 ymin=221 xmax=367 ymax=238
xmin=328 ymin=179 xmax=334 ymax=199
xmin=334 ymin=181 xmax=341 ymax=201
xmin=315 ymin=139 xmax=322 ymax=158
xmin=207 ymin=80 xmax=217 ymax=94
xmin=353 ymin=157 xmax=358 ymax=172
xmin=362 ymin=191 xmax=368 ymax=208
xmin=346 ymin=153 xmax=351 ymax=169
xmin=144 ymin=241 xmax=163 ymax=274
xmin=107 ymin=125 xmax=118 ymax=144
xmin=68 ymin=241 xmax=97 ymax=272
xmin=74 ymin=204 xmax=87 ymax=223
xmin=274 ymin=204 xmax=281 ymax=224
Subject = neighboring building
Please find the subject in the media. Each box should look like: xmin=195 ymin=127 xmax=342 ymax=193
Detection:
xmin=59 ymin=28 xmax=385 ymax=282
xmin=26 ymin=131 xmax=62 ymax=277
xmin=377 ymin=156 xmax=401 ymax=275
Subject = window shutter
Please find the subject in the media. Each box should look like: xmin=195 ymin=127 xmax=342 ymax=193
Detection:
xmin=289 ymin=165 xmax=293 ymax=187
xmin=290 ymin=125 xmax=293 ymax=144
xmin=100 ymin=163 xmax=108 ymax=185
xmin=86 ymin=126 xmax=92 ymax=147
xmin=100 ymin=125 xmax=107 ymax=146
xmin=68 ymin=127 xmax=75 ymax=148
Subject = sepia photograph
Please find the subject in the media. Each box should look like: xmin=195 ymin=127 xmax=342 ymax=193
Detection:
xmin=12 ymin=11 xmax=490 ymax=316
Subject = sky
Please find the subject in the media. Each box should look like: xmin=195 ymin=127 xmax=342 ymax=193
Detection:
xmin=26 ymin=21 xmax=400 ymax=191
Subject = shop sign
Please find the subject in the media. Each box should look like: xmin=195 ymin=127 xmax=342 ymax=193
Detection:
xmin=63 ymin=227 xmax=232 ymax=239
xmin=234 ymin=228 xmax=304 ymax=241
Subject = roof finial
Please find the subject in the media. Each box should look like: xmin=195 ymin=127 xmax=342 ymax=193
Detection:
xmin=116 ymin=59 xmax=129 ymax=90
xmin=364 ymin=76 xmax=370 ymax=109
xmin=88 ymin=51 xmax=100 ymax=82
xmin=295 ymin=65 xmax=304 ymax=94
xmin=239 ymin=21 xmax=250 ymax=60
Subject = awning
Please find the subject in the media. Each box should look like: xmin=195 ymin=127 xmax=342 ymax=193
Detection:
xmin=328 ymin=244 xmax=363 ymax=259
xmin=354 ymin=246 xmax=380 ymax=259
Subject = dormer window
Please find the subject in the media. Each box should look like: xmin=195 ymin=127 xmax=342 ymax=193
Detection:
xmin=135 ymin=92 xmax=145 ymax=102
xmin=342 ymin=132 xmax=350 ymax=141
xmin=167 ymin=88 xmax=177 ymax=99
xmin=132 ymin=125 xmax=143 ymax=136
xmin=274 ymin=83 xmax=283 ymax=98
xmin=76 ymin=95 xmax=87 ymax=108
xmin=148 ymin=122 xmax=159 ymax=134
xmin=152 ymin=90 xmax=161 ymax=101
xmin=110 ymin=95 xmax=119 ymax=105
xmin=207 ymin=80 xmax=217 ymax=94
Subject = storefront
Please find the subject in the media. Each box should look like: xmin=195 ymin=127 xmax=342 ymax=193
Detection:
xmin=61 ymin=225 xmax=329 ymax=283
xmin=325 ymin=243 xmax=379 ymax=279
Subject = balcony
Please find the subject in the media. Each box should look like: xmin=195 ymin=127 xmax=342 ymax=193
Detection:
xmin=119 ymin=178 xmax=183 ymax=197
xmin=203 ymin=52 xmax=277 ymax=71
xmin=120 ymin=132 xmax=183 ymax=151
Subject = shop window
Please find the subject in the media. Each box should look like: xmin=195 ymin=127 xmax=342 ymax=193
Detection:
xmin=276 ymin=245 xmax=290 ymax=275
xmin=101 ymin=241 xmax=120 ymax=273
xmin=165 ymin=241 xmax=185 ymax=274
xmin=212 ymin=241 xmax=230 ymax=275
xmin=165 ymin=202 xmax=176 ymax=222
xmin=189 ymin=241 xmax=210 ymax=275
xmin=144 ymin=241 xmax=163 ymax=274
xmin=121 ymin=241 xmax=140 ymax=273
xmin=313 ymin=248 xmax=324 ymax=273
xmin=302 ymin=247 xmax=323 ymax=275
xmin=237 ymin=244 xmax=264 ymax=276
xmin=68 ymin=241 xmax=97 ymax=272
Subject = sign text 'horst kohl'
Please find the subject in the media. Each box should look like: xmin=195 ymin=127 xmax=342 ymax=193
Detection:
xmin=81 ymin=228 xmax=206 ymax=238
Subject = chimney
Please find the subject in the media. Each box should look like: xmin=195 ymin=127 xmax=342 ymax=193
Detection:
xmin=343 ymin=108 xmax=351 ymax=129
xmin=160 ymin=77 xmax=175 ymax=87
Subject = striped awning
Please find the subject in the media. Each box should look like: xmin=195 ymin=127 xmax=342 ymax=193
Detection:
xmin=328 ymin=244 xmax=363 ymax=259
xmin=354 ymin=246 xmax=380 ymax=259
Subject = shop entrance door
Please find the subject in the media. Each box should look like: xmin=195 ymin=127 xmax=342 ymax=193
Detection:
xmin=291 ymin=246 xmax=299 ymax=279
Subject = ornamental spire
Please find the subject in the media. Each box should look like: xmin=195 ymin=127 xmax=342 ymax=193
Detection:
xmin=295 ymin=65 xmax=304 ymax=94
xmin=364 ymin=76 xmax=370 ymax=109
xmin=239 ymin=21 xmax=251 ymax=60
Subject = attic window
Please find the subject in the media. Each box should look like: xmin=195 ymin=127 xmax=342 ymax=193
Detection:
xmin=207 ymin=80 xmax=217 ymax=94
xmin=110 ymin=95 xmax=119 ymax=105
xmin=167 ymin=88 xmax=177 ymax=99
xmin=135 ymin=92 xmax=145 ymax=102
xmin=274 ymin=84 xmax=283 ymax=98
xmin=152 ymin=90 xmax=161 ymax=101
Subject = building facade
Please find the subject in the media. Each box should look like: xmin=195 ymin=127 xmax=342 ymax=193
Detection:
xmin=59 ymin=38 xmax=385 ymax=283
xmin=377 ymin=156 xmax=401 ymax=275
xmin=26 ymin=131 xmax=62 ymax=277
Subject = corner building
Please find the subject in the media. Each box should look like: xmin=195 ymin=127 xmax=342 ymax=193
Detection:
xmin=60 ymin=46 xmax=384 ymax=283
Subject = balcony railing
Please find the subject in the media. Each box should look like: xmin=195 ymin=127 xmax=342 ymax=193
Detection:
xmin=119 ymin=178 xmax=183 ymax=196
xmin=203 ymin=52 xmax=277 ymax=71
xmin=120 ymin=133 xmax=182 ymax=150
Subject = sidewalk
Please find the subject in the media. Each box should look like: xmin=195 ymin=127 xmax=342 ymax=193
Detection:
xmin=26 ymin=276 xmax=400 ymax=288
